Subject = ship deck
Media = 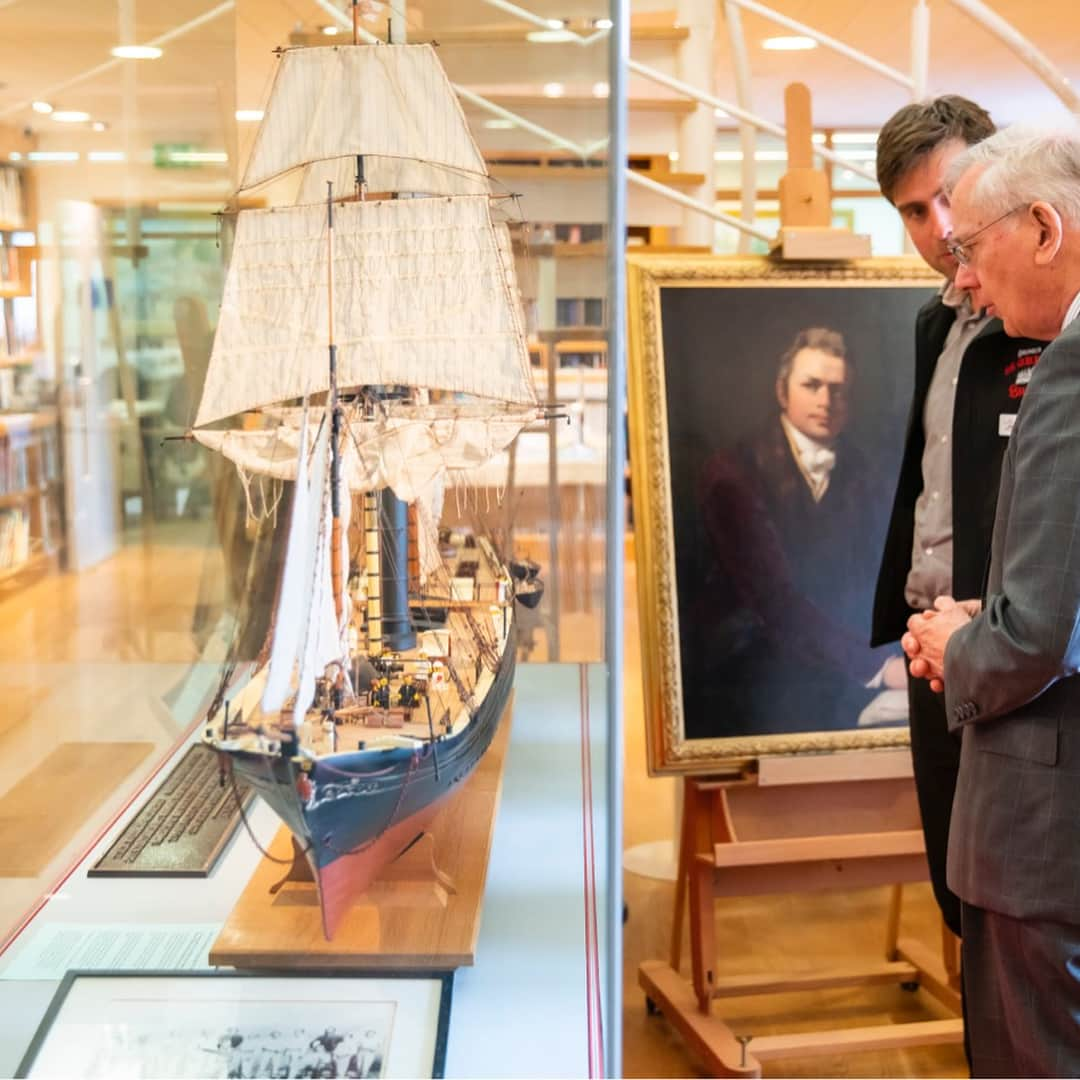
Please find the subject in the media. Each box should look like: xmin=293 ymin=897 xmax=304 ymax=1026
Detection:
xmin=209 ymin=533 xmax=512 ymax=760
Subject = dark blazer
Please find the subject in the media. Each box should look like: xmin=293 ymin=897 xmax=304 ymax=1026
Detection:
xmin=690 ymin=419 xmax=886 ymax=737
xmin=944 ymin=316 xmax=1080 ymax=923
xmin=871 ymin=296 xmax=1045 ymax=645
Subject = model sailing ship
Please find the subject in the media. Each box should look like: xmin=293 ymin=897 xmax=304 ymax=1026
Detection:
xmin=195 ymin=36 xmax=544 ymax=939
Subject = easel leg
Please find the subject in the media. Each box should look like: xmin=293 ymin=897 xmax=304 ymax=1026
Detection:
xmin=670 ymin=778 xmax=693 ymax=971
xmin=885 ymin=882 xmax=902 ymax=959
xmin=689 ymin=854 xmax=716 ymax=1014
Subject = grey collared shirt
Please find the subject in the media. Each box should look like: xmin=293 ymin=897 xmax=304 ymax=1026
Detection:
xmin=904 ymin=284 xmax=991 ymax=611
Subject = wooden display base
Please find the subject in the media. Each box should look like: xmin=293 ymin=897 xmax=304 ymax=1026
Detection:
xmin=770 ymin=226 xmax=873 ymax=260
xmin=210 ymin=697 xmax=513 ymax=971
xmin=640 ymin=771 xmax=964 ymax=1076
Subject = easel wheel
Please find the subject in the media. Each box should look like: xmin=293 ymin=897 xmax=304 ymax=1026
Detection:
xmin=645 ymin=995 xmax=660 ymax=1017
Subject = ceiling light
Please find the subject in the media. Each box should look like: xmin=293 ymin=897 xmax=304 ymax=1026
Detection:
xmin=321 ymin=25 xmax=340 ymax=35
xmin=592 ymin=82 xmax=609 ymax=98
xmin=544 ymin=18 xmax=566 ymax=29
xmin=713 ymin=150 xmax=791 ymax=162
xmin=831 ymin=131 xmax=879 ymax=144
xmin=542 ymin=83 xmax=565 ymax=98
xmin=28 ymin=151 xmax=79 ymax=162
xmin=89 ymin=151 xmax=126 ymax=162
xmin=235 ymin=109 xmax=264 ymax=122
xmin=591 ymin=17 xmax=613 ymax=30
xmin=91 ymin=121 xmax=108 ymax=132
xmin=483 ymin=118 xmax=516 ymax=130
xmin=526 ymin=29 xmax=577 ymax=42
xmin=9 ymin=152 xmax=22 ymax=161
xmin=668 ymin=151 xmax=680 ymax=164
xmin=53 ymin=111 xmax=90 ymax=123
xmin=762 ymin=35 xmax=817 ymax=50
xmin=32 ymin=101 xmax=53 ymax=114
xmin=111 ymin=45 xmax=163 ymax=59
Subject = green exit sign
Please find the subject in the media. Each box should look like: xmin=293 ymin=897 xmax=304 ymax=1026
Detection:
xmin=153 ymin=144 xmax=228 ymax=169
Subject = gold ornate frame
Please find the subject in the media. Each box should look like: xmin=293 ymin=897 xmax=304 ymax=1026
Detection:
xmin=627 ymin=254 xmax=942 ymax=774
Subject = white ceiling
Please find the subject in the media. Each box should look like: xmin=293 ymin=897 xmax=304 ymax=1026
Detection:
xmin=705 ymin=0 xmax=1080 ymax=129
xmin=0 ymin=1 xmax=1076 ymax=160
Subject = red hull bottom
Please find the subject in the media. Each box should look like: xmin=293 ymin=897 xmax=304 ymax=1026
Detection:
xmin=313 ymin=793 xmax=452 ymax=938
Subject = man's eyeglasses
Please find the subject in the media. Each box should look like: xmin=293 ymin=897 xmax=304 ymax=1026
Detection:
xmin=946 ymin=205 xmax=1026 ymax=266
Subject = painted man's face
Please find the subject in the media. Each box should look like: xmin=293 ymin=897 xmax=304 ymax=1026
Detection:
xmin=778 ymin=347 xmax=850 ymax=442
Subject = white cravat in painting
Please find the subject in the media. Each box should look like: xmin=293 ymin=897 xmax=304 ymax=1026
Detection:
xmin=781 ymin=415 xmax=836 ymax=502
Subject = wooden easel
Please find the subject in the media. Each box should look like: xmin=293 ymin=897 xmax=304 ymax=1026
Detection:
xmin=770 ymin=82 xmax=871 ymax=260
xmin=639 ymin=754 xmax=963 ymax=1076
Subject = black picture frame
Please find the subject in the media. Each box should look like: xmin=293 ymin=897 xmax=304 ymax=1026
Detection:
xmin=16 ymin=968 xmax=453 ymax=1079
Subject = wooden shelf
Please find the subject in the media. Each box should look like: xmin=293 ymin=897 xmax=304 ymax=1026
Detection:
xmin=291 ymin=22 xmax=687 ymax=46
xmin=552 ymin=330 xmax=607 ymax=340
xmin=470 ymin=93 xmax=693 ymax=114
xmin=0 ymin=409 xmax=58 ymax=436
xmin=0 ymin=548 xmax=56 ymax=587
xmin=529 ymin=241 xmax=606 ymax=258
xmin=0 ymin=485 xmax=46 ymax=508
xmin=0 ymin=353 xmax=37 ymax=369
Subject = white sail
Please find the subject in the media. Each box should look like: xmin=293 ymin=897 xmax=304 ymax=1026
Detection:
xmin=194 ymin=195 xmax=536 ymax=427
xmin=292 ymin=431 xmax=352 ymax=729
xmin=415 ymin=476 xmax=445 ymax=584
xmin=261 ymin=406 xmax=318 ymax=715
xmin=240 ymin=45 xmax=488 ymax=196
xmin=193 ymin=402 xmax=538 ymax=502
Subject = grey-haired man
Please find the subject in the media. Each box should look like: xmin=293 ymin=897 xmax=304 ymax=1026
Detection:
xmin=904 ymin=125 xmax=1080 ymax=1076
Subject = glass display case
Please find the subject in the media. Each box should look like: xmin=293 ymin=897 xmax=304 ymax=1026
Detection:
xmin=0 ymin=2 xmax=624 ymax=1075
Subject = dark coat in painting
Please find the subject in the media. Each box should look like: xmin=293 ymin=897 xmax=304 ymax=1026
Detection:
xmin=688 ymin=418 xmax=892 ymax=738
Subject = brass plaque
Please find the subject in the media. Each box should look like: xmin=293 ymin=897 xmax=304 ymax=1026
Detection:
xmin=90 ymin=744 xmax=255 ymax=878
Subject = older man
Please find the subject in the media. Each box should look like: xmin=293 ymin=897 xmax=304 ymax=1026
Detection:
xmin=871 ymin=96 xmax=1045 ymax=945
xmin=903 ymin=125 xmax=1080 ymax=1076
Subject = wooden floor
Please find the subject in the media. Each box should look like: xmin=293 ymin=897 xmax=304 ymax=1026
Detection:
xmin=0 ymin=514 xmax=969 ymax=1076
xmin=0 ymin=521 xmax=220 ymax=940
xmin=620 ymin=557 xmax=968 ymax=1079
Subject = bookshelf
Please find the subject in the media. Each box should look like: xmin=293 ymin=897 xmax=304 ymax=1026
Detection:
xmin=0 ymin=161 xmax=61 ymax=594
xmin=0 ymin=411 xmax=62 ymax=588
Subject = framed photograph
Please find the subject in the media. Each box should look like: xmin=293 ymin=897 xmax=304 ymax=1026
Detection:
xmin=16 ymin=969 xmax=453 ymax=1079
xmin=628 ymin=255 xmax=942 ymax=773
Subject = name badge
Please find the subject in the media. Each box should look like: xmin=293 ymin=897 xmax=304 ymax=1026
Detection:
xmin=999 ymin=413 xmax=1016 ymax=437
xmin=1016 ymin=367 xmax=1033 ymax=386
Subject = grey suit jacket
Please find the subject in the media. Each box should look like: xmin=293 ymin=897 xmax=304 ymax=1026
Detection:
xmin=944 ymin=316 xmax=1080 ymax=923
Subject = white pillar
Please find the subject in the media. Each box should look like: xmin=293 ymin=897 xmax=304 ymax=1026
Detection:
xmin=676 ymin=0 xmax=716 ymax=249
xmin=724 ymin=0 xmax=757 ymax=254
xmin=390 ymin=0 xmax=406 ymax=44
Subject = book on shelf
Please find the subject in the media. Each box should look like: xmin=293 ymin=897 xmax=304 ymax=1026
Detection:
xmin=0 ymin=439 xmax=30 ymax=496
xmin=0 ymin=166 xmax=23 ymax=229
xmin=0 ymin=508 xmax=29 ymax=570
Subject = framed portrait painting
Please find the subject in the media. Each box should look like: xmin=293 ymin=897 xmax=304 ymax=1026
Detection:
xmin=628 ymin=255 xmax=942 ymax=773
xmin=16 ymin=969 xmax=453 ymax=1078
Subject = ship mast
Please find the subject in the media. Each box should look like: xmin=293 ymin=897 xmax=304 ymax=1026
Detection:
xmin=326 ymin=181 xmax=344 ymax=626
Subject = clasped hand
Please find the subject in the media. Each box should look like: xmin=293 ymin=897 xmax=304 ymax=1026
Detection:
xmin=901 ymin=596 xmax=981 ymax=694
